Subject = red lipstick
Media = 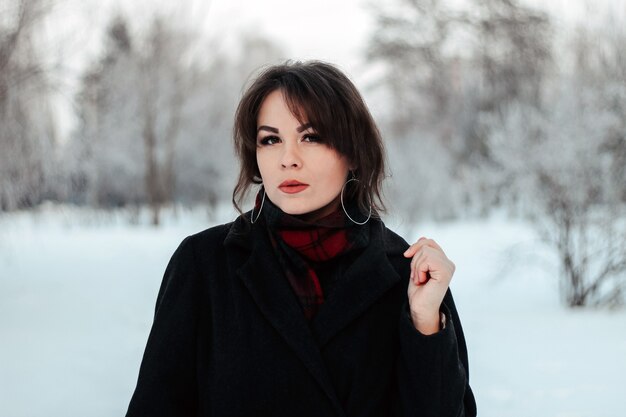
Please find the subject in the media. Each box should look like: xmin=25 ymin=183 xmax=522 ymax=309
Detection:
xmin=279 ymin=180 xmax=309 ymax=194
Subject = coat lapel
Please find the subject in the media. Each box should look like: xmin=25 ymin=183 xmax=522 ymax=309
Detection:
xmin=310 ymin=220 xmax=407 ymax=347
xmin=225 ymin=216 xmax=345 ymax=416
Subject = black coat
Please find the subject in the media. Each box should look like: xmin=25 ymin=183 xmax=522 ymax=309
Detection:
xmin=126 ymin=214 xmax=477 ymax=417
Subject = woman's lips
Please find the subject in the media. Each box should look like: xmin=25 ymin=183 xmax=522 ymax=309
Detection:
xmin=278 ymin=184 xmax=309 ymax=194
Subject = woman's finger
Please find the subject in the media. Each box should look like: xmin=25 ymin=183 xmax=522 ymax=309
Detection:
xmin=417 ymin=260 xmax=431 ymax=284
xmin=410 ymin=250 xmax=425 ymax=282
xmin=411 ymin=250 xmax=432 ymax=284
xmin=403 ymin=236 xmax=428 ymax=257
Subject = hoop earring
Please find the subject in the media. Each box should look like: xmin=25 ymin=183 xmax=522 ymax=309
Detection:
xmin=340 ymin=177 xmax=372 ymax=225
xmin=250 ymin=187 xmax=266 ymax=224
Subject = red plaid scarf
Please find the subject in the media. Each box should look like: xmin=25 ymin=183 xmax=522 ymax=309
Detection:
xmin=257 ymin=191 xmax=370 ymax=320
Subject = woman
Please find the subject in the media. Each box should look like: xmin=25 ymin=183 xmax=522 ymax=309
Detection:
xmin=126 ymin=60 xmax=477 ymax=417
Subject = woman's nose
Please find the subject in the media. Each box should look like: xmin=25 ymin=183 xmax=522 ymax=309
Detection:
xmin=280 ymin=143 xmax=302 ymax=168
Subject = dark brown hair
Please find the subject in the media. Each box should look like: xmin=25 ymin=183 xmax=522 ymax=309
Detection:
xmin=232 ymin=60 xmax=387 ymax=218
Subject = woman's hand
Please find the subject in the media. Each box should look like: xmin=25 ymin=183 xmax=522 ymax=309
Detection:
xmin=403 ymin=237 xmax=455 ymax=335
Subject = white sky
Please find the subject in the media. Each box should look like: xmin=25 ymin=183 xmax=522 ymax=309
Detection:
xmin=53 ymin=0 xmax=624 ymax=75
xmin=46 ymin=0 xmax=375 ymax=78
xmin=204 ymin=0 xmax=375 ymax=66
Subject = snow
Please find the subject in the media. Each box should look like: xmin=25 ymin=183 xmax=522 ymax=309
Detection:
xmin=1 ymin=205 xmax=625 ymax=417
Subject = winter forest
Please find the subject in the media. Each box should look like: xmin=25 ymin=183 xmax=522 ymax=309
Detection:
xmin=1 ymin=0 xmax=626 ymax=416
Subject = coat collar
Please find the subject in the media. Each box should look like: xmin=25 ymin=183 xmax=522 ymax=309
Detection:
xmin=308 ymin=219 xmax=406 ymax=346
xmin=224 ymin=212 xmax=408 ymax=413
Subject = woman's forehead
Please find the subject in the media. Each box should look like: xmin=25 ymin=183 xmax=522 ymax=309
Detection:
xmin=257 ymin=90 xmax=312 ymax=127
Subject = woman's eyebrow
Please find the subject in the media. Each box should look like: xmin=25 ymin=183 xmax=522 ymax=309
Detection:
xmin=257 ymin=125 xmax=278 ymax=134
xmin=296 ymin=123 xmax=313 ymax=133
xmin=257 ymin=123 xmax=313 ymax=134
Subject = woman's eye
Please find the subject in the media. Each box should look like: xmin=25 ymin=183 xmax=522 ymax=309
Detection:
xmin=303 ymin=134 xmax=322 ymax=143
xmin=259 ymin=136 xmax=280 ymax=146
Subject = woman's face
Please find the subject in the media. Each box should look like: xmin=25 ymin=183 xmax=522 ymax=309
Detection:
xmin=256 ymin=89 xmax=351 ymax=221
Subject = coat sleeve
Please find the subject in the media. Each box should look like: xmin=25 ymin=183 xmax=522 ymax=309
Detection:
xmin=396 ymin=289 xmax=477 ymax=417
xmin=125 ymin=236 xmax=201 ymax=417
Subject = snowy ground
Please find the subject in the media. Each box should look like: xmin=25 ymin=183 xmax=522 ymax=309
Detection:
xmin=1 ymin=204 xmax=624 ymax=417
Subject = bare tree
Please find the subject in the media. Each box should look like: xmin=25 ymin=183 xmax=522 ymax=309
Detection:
xmin=137 ymin=16 xmax=194 ymax=225
xmin=367 ymin=0 xmax=551 ymax=137
xmin=0 ymin=0 xmax=56 ymax=211
xmin=535 ymin=173 xmax=626 ymax=307
xmin=365 ymin=0 xmax=552 ymax=220
xmin=488 ymin=61 xmax=626 ymax=307
xmin=67 ymin=10 xmax=286 ymax=224
xmin=470 ymin=0 xmax=552 ymax=111
xmin=367 ymin=0 xmax=465 ymax=135
xmin=68 ymin=15 xmax=143 ymax=208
